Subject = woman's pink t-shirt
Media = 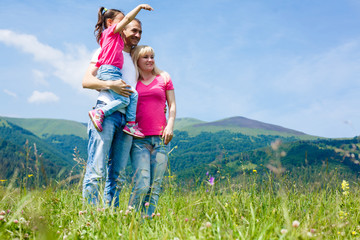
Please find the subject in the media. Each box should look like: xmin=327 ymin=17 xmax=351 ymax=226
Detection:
xmin=96 ymin=24 xmax=124 ymax=69
xmin=136 ymin=75 xmax=174 ymax=136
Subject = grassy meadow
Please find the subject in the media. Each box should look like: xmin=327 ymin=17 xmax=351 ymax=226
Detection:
xmin=1 ymin=165 xmax=360 ymax=240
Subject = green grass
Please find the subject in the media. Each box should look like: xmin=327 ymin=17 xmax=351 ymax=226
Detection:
xmin=1 ymin=168 xmax=360 ymax=239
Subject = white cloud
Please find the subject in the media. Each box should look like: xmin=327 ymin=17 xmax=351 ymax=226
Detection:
xmin=28 ymin=91 xmax=59 ymax=103
xmin=0 ymin=29 xmax=92 ymax=90
xmin=32 ymin=69 xmax=49 ymax=86
xmin=3 ymin=89 xmax=17 ymax=98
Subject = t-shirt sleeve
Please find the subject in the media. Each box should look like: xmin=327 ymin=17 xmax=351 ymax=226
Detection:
xmin=91 ymin=48 xmax=101 ymax=63
xmin=166 ymin=77 xmax=174 ymax=90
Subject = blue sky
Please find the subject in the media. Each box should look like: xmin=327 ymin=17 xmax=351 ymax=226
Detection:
xmin=1 ymin=0 xmax=360 ymax=138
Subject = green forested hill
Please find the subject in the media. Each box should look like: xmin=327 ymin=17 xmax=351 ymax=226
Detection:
xmin=1 ymin=116 xmax=358 ymax=185
xmin=173 ymin=135 xmax=360 ymax=183
xmin=0 ymin=119 xmax=78 ymax=182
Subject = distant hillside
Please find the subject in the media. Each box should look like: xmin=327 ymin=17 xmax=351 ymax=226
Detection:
xmin=195 ymin=116 xmax=305 ymax=135
xmin=176 ymin=116 xmax=317 ymax=140
xmin=175 ymin=136 xmax=360 ymax=183
xmin=174 ymin=118 xmax=206 ymax=130
xmin=0 ymin=116 xmax=87 ymax=139
xmin=0 ymin=119 xmax=78 ymax=181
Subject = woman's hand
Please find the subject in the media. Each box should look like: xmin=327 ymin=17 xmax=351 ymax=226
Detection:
xmin=162 ymin=125 xmax=173 ymax=145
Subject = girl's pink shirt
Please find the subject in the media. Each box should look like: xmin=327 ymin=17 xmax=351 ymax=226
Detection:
xmin=135 ymin=75 xmax=174 ymax=136
xmin=96 ymin=24 xmax=124 ymax=69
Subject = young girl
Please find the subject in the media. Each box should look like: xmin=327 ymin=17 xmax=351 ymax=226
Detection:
xmin=89 ymin=4 xmax=153 ymax=138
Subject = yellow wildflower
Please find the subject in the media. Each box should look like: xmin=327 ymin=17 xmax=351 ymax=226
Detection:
xmin=28 ymin=174 xmax=34 ymax=178
xmin=341 ymin=180 xmax=349 ymax=191
xmin=253 ymin=169 xmax=257 ymax=173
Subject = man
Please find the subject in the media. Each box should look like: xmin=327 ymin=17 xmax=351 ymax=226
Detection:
xmin=82 ymin=19 xmax=142 ymax=207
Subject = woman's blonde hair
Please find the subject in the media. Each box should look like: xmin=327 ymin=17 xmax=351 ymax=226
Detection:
xmin=131 ymin=45 xmax=170 ymax=82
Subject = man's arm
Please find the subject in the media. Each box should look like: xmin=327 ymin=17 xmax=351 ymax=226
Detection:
xmin=82 ymin=62 xmax=133 ymax=97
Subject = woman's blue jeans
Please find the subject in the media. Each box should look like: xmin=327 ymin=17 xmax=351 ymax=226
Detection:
xmin=129 ymin=136 xmax=169 ymax=216
xmin=82 ymin=102 xmax=133 ymax=207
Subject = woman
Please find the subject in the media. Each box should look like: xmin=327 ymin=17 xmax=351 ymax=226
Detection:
xmin=129 ymin=45 xmax=176 ymax=217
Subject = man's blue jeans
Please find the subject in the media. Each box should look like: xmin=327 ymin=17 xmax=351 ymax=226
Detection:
xmin=129 ymin=136 xmax=169 ymax=216
xmin=82 ymin=102 xmax=133 ymax=207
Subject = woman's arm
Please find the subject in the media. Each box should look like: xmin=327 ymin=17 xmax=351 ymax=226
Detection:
xmin=114 ymin=4 xmax=153 ymax=34
xmin=82 ymin=62 xmax=133 ymax=97
xmin=162 ymin=90 xmax=176 ymax=145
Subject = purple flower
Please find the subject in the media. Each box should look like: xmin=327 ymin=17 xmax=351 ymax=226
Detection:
xmin=209 ymin=177 xmax=215 ymax=185
xmin=206 ymin=171 xmax=209 ymax=176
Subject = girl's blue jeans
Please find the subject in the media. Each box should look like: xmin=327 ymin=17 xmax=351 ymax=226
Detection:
xmin=96 ymin=65 xmax=138 ymax=122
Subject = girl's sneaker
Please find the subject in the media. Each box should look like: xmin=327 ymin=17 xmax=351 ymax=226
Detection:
xmin=123 ymin=123 xmax=145 ymax=138
xmin=89 ymin=109 xmax=105 ymax=132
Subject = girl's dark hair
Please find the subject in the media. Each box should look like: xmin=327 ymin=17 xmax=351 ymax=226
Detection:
xmin=94 ymin=7 xmax=124 ymax=44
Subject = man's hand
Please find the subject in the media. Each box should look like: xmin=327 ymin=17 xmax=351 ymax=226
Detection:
xmin=110 ymin=80 xmax=134 ymax=97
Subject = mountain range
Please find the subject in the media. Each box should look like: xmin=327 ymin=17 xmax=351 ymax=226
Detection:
xmin=1 ymin=115 xmax=359 ymax=184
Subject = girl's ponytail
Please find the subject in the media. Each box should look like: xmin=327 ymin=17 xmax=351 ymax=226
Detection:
xmin=94 ymin=7 xmax=123 ymax=44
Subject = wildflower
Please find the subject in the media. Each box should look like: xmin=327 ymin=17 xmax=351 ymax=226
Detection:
xmin=310 ymin=229 xmax=316 ymax=233
xmin=14 ymin=219 xmax=19 ymax=224
xmin=206 ymin=171 xmax=209 ymax=176
xmin=280 ymin=151 xmax=287 ymax=157
xmin=125 ymin=210 xmax=130 ymax=215
xmin=280 ymin=229 xmax=288 ymax=234
xmin=151 ymin=213 xmax=155 ymax=218
xmin=341 ymin=180 xmax=350 ymax=196
xmin=205 ymin=222 xmax=212 ymax=228
xmin=253 ymin=169 xmax=257 ymax=173
xmin=352 ymin=231 xmax=357 ymax=235
xmin=79 ymin=211 xmax=84 ymax=216
xmin=209 ymin=177 xmax=215 ymax=186
xmin=292 ymin=220 xmax=300 ymax=228
xmin=28 ymin=174 xmax=33 ymax=178
xmin=145 ymin=202 xmax=150 ymax=207
xmin=128 ymin=206 xmax=134 ymax=210
xmin=0 ymin=216 xmax=4 ymax=221
xmin=86 ymin=222 xmax=91 ymax=227
xmin=192 ymin=218 xmax=195 ymax=221
xmin=185 ymin=218 xmax=189 ymax=222
xmin=0 ymin=211 xmax=5 ymax=215
xmin=156 ymin=213 xmax=160 ymax=217
xmin=0 ymin=180 xmax=6 ymax=182
xmin=225 ymin=203 xmax=228 ymax=208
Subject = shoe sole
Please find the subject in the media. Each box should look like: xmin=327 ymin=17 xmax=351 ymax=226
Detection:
xmin=123 ymin=129 xmax=145 ymax=139
xmin=89 ymin=112 xmax=103 ymax=132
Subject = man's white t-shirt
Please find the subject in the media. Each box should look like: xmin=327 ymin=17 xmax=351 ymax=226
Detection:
xmin=91 ymin=48 xmax=137 ymax=114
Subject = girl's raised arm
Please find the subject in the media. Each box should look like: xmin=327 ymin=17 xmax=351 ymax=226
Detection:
xmin=114 ymin=4 xmax=153 ymax=33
